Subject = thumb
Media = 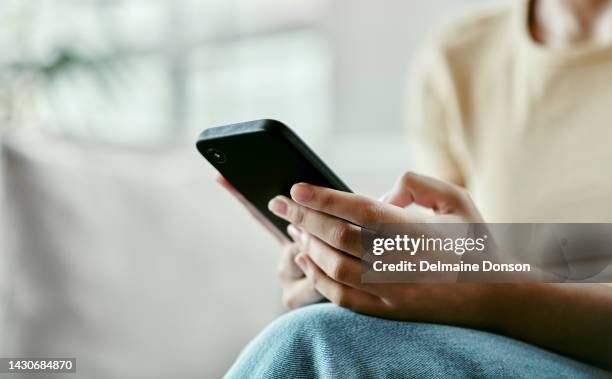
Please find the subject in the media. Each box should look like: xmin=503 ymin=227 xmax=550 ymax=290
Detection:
xmin=382 ymin=172 xmax=464 ymax=213
xmin=379 ymin=173 xmax=415 ymax=207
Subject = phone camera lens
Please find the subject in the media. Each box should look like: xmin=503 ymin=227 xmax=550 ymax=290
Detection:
xmin=206 ymin=148 xmax=226 ymax=164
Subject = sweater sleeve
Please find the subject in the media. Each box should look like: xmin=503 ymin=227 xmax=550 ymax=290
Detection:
xmin=407 ymin=38 xmax=466 ymax=187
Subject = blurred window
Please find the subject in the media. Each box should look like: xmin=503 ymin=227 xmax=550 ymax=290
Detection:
xmin=0 ymin=0 xmax=331 ymax=144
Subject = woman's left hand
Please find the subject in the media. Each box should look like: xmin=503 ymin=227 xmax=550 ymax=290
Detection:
xmin=267 ymin=172 xmax=494 ymax=327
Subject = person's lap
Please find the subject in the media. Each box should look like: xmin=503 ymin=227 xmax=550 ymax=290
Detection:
xmin=225 ymin=303 xmax=610 ymax=379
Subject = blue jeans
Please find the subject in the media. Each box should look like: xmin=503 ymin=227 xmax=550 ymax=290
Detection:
xmin=225 ymin=303 xmax=610 ymax=378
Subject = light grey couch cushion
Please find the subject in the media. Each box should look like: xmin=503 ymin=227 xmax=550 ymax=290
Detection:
xmin=1 ymin=128 xmax=281 ymax=378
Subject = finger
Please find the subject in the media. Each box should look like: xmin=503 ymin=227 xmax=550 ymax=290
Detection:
xmin=216 ymin=175 xmax=234 ymax=191
xmin=281 ymin=277 xmax=324 ymax=309
xmin=268 ymin=196 xmax=363 ymax=258
xmin=290 ymin=183 xmax=412 ymax=225
xmin=296 ymin=254 xmax=382 ymax=313
xmin=392 ymin=172 xmax=466 ymax=213
xmin=303 ymin=233 xmax=378 ymax=295
xmin=287 ymin=224 xmax=302 ymax=242
xmin=302 ymin=233 xmax=362 ymax=287
xmin=218 ymin=175 xmax=289 ymax=244
xmin=379 ymin=173 xmax=416 ymax=207
xmin=277 ymin=243 xmax=304 ymax=280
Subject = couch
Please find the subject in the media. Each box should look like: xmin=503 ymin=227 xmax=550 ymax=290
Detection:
xmin=0 ymin=126 xmax=407 ymax=378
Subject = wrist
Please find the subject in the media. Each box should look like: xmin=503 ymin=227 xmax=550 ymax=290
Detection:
xmin=470 ymin=284 xmax=504 ymax=331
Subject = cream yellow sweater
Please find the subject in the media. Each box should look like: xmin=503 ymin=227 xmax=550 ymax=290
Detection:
xmin=410 ymin=1 xmax=612 ymax=223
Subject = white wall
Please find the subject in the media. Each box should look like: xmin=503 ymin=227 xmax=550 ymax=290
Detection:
xmin=327 ymin=0 xmax=478 ymax=133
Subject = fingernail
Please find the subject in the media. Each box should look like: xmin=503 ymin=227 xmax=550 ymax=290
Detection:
xmin=291 ymin=183 xmax=313 ymax=203
xmin=287 ymin=224 xmax=302 ymax=240
xmin=295 ymin=254 xmax=308 ymax=272
xmin=268 ymin=197 xmax=288 ymax=216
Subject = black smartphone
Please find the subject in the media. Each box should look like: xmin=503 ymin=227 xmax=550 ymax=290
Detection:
xmin=196 ymin=119 xmax=351 ymax=239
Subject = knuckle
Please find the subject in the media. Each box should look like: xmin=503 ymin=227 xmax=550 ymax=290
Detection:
xmin=330 ymin=257 xmax=349 ymax=282
xmin=331 ymin=222 xmax=354 ymax=247
xmin=319 ymin=191 xmax=334 ymax=209
xmin=290 ymin=206 xmax=306 ymax=226
xmin=360 ymin=202 xmax=384 ymax=224
xmin=401 ymin=171 xmax=415 ymax=185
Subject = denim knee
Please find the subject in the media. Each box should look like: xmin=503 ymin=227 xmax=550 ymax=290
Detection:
xmin=225 ymin=303 xmax=491 ymax=378
xmin=224 ymin=303 xmax=362 ymax=379
xmin=225 ymin=303 xmax=610 ymax=379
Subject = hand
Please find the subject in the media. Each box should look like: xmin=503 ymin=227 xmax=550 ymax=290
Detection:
xmin=277 ymin=226 xmax=325 ymax=308
xmin=217 ymin=175 xmax=322 ymax=308
xmin=267 ymin=172 xmax=492 ymax=326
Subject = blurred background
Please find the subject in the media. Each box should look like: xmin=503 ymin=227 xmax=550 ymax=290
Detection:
xmin=0 ymin=0 xmax=490 ymax=183
xmin=0 ymin=0 xmax=488 ymax=378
